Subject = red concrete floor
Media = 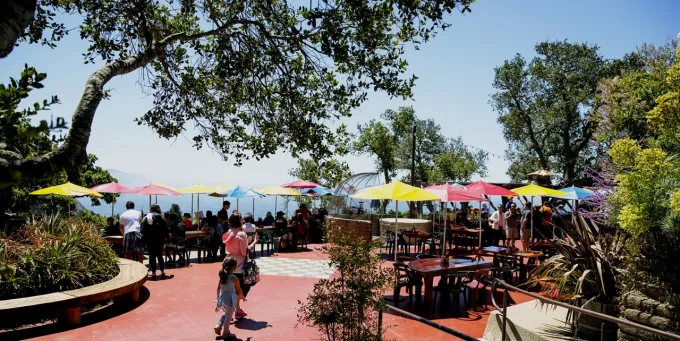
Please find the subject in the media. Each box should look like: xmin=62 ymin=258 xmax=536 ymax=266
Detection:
xmin=1 ymin=243 xmax=534 ymax=341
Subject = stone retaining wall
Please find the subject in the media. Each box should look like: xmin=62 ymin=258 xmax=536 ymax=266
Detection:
xmin=325 ymin=216 xmax=373 ymax=243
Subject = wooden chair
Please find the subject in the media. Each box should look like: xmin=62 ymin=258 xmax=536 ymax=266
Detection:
xmin=258 ymin=231 xmax=274 ymax=256
xmin=424 ymin=234 xmax=443 ymax=255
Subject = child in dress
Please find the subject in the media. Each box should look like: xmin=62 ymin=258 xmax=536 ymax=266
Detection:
xmin=214 ymin=257 xmax=245 ymax=339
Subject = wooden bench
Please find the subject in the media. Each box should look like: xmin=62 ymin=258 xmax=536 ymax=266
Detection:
xmin=0 ymin=258 xmax=147 ymax=326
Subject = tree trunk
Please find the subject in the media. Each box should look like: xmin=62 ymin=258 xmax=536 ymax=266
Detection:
xmin=0 ymin=0 xmax=36 ymax=58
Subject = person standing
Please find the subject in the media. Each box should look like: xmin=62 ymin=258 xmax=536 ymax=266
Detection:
xmin=142 ymin=204 xmax=169 ymax=279
xmin=520 ymin=202 xmax=532 ymax=251
xmin=489 ymin=205 xmax=506 ymax=247
xmin=222 ymin=212 xmax=258 ymax=318
xmin=504 ymin=205 xmax=520 ymax=251
xmin=105 ymin=217 xmax=121 ymax=236
xmin=217 ymin=201 xmax=231 ymax=258
xmin=120 ymin=201 xmax=144 ymax=263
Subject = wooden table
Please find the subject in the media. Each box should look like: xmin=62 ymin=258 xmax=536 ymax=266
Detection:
xmin=104 ymin=236 xmax=123 ymax=244
xmin=185 ymin=230 xmax=207 ymax=239
xmin=480 ymin=246 xmax=543 ymax=282
xmin=408 ymin=258 xmax=492 ymax=309
xmin=400 ymin=231 xmax=430 ymax=255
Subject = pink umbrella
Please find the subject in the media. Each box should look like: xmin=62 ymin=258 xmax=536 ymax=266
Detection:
xmin=124 ymin=184 xmax=180 ymax=210
xmin=90 ymin=182 xmax=131 ymax=217
xmin=425 ymin=184 xmax=487 ymax=256
xmin=462 ymin=181 xmax=515 ymax=249
xmin=281 ymin=179 xmax=322 ymax=189
xmin=463 ymin=180 xmax=516 ymax=197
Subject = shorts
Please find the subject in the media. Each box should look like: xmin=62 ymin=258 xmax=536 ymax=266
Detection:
xmin=506 ymin=227 xmax=519 ymax=239
xmin=123 ymin=232 xmax=145 ymax=253
xmin=521 ymin=229 xmax=531 ymax=241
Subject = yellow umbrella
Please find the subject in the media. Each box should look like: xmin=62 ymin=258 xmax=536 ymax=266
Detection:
xmin=177 ymin=183 xmax=217 ymax=221
xmin=511 ymin=184 xmax=567 ymax=241
xmin=30 ymin=182 xmax=103 ymax=214
xmin=259 ymin=186 xmax=302 ymax=213
xmin=30 ymin=182 xmax=103 ymax=197
xmin=512 ymin=184 xmax=566 ymax=197
xmin=350 ymin=181 xmax=439 ymax=260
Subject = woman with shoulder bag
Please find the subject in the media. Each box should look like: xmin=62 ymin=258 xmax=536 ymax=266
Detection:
xmin=222 ymin=212 xmax=258 ymax=318
xmin=142 ymin=204 xmax=169 ymax=280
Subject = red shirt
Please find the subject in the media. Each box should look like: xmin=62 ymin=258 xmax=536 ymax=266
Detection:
xmin=295 ymin=208 xmax=311 ymax=221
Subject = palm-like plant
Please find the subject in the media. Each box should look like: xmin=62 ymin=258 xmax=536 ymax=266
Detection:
xmin=528 ymin=214 xmax=625 ymax=305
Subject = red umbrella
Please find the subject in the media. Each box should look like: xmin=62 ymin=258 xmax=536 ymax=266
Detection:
xmin=425 ymin=184 xmax=487 ymax=202
xmin=462 ymin=181 xmax=515 ymax=250
xmin=463 ymin=180 xmax=515 ymax=197
xmin=90 ymin=182 xmax=131 ymax=217
xmin=125 ymin=184 xmax=180 ymax=209
xmin=425 ymin=184 xmax=487 ymax=256
xmin=281 ymin=179 xmax=322 ymax=189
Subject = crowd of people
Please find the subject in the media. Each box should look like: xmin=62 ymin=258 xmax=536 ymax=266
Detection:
xmin=444 ymin=200 xmax=571 ymax=251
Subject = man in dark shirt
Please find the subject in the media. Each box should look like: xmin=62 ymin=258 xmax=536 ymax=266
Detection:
xmin=105 ymin=217 xmax=122 ymax=236
xmin=216 ymin=201 xmax=230 ymax=258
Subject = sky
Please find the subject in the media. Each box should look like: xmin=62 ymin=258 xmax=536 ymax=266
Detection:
xmin=2 ymin=0 xmax=678 ymax=190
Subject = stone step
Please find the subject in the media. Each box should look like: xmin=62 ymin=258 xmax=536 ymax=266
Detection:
xmin=483 ymin=300 xmax=586 ymax=341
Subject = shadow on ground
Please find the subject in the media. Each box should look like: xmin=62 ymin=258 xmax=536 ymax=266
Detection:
xmin=0 ymin=287 xmax=151 ymax=341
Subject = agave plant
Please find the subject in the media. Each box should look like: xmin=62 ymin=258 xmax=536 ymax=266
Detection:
xmin=528 ymin=214 xmax=626 ymax=305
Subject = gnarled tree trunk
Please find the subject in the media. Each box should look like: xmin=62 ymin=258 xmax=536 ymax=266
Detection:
xmin=0 ymin=0 xmax=36 ymax=58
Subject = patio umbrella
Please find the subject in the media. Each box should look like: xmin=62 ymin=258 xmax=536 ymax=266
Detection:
xmin=221 ymin=186 xmax=265 ymax=211
xmin=282 ymin=179 xmax=322 ymax=189
xmin=351 ymin=181 xmax=439 ymax=260
xmin=90 ymin=182 xmax=131 ymax=217
xmin=527 ymin=169 xmax=557 ymax=177
xmin=125 ymin=184 xmax=180 ymax=210
xmin=30 ymin=182 xmax=103 ymax=214
xmin=555 ymin=185 xmax=593 ymax=223
xmin=152 ymin=183 xmax=178 ymax=204
xmin=259 ymin=186 xmax=301 ymax=212
xmin=425 ymin=184 xmax=487 ymax=256
xmin=511 ymin=184 xmax=567 ymax=240
xmin=177 ymin=183 xmax=217 ymax=222
xmin=463 ymin=181 xmax=516 ymax=249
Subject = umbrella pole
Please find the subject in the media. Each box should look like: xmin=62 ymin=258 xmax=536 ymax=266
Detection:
xmin=197 ymin=193 xmax=200 ymax=222
xmin=572 ymin=199 xmax=577 ymax=224
xmin=275 ymin=195 xmax=278 ymax=213
xmin=394 ymin=201 xmax=399 ymax=261
xmin=530 ymin=197 xmax=534 ymax=243
xmin=155 ymin=195 xmax=158 ymax=204
xmin=191 ymin=194 xmax=194 ymax=217
xmin=111 ymin=197 xmax=115 ymax=218
xmin=237 ymin=198 xmax=239 ymax=211
xmin=149 ymin=195 xmax=152 ymax=210
xmin=442 ymin=204 xmax=447 ymax=257
xmin=478 ymin=201 xmax=482 ymax=250
xmin=253 ymin=198 xmax=255 ymax=216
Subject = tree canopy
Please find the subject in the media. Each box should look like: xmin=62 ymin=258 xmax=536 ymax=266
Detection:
xmin=491 ymin=40 xmax=641 ymax=184
xmin=354 ymin=106 xmax=487 ymax=185
xmin=288 ymin=158 xmax=352 ymax=190
xmin=0 ymin=0 xmax=473 ymax=190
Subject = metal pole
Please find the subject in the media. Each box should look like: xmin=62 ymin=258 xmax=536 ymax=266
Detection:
xmin=191 ymin=194 xmax=194 ymax=217
xmin=530 ymin=197 xmax=534 ymax=241
xmin=478 ymin=201 xmax=482 ymax=249
xmin=111 ymin=197 xmax=115 ymax=218
xmin=409 ymin=124 xmax=416 ymax=218
xmin=197 ymin=193 xmax=200 ymax=221
xmin=378 ymin=308 xmax=383 ymax=338
xmin=395 ymin=201 xmax=399 ymax=261
xmin=442 ymin=203 xmax=448 ymax=256
xmin=275 ymin=195 xmax=278 ymax=213
xmin=502 ymin=289 xmax=508 ymax=341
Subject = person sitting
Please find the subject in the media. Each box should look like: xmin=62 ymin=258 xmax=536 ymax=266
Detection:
xmin=243 ymin=215 xmax=257 ymax=233
xmin=105 ymin=216 xmax=121 ymax=236
xmin=256 ymin=218 xmax=264 ymax=228
xmin=182 ymin=213 xmax=195 ymax=230
xmin=166 ymin=213 xmax=186 ymax=263
xmin=295 ymin=203 xmax=311 ymax=221
xmin=263 ymin=211 xmax=275 ymax=226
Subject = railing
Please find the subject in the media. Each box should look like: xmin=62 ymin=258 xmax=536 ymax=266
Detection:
xmin=491 ymin=279 xmax=680 ymax=341
xmin=377 ymin=302 xmax=478 ymax=341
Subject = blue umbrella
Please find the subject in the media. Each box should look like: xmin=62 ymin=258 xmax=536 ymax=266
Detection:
xmin=556 ymin=186 xmax=593 ymax=200
xmin=221 ymin=186 xmax=265 ymax=212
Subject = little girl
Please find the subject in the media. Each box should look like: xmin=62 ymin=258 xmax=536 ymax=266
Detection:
xmin=214 ymin=257 xmax=245 ymax=339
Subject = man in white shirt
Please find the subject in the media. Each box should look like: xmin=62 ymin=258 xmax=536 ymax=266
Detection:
xmin=489 ymin=204 xmax=506 ymax=247
xmin=119 ymin=201 xmax=144 ymax=263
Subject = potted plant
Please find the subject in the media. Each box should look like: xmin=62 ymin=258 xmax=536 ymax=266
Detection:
xmin=528 ymin=214 xmax=625 ymax=340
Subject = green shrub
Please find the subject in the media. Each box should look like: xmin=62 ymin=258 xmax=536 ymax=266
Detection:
xmin=297 ymin=230 xmax=394 ymax=340
xmin=0 ymin=214 xmax=119 ymax=317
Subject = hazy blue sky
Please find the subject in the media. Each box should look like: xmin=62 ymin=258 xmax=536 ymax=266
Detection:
xmin=2 ymin=0 xmax=678 ymax=189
